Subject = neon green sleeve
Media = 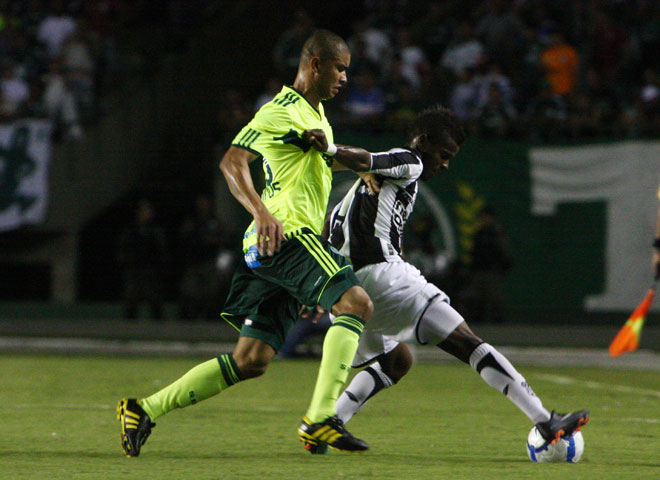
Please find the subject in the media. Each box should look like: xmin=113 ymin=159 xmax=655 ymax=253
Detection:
xmin=231 ymin=103 xmax=294 ymax=157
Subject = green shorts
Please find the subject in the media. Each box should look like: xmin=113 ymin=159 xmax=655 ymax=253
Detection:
xmin=221 ymin=229 xmax=359 ymax=351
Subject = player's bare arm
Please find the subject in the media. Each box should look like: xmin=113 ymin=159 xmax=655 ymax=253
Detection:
xmin=219 ymin=146 xmax=285 ymax=256
xmin=331 ymin=160 xmax=381 ymax=194
xmin=303 ymin=128 xmax=371 ymax=172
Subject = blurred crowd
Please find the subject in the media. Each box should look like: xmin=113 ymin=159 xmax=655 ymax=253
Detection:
xmin=219 ymin=0 xmax=660 ymax=143
xmin=9 ymin=1 xmax=652 ymax=144
xmin=117 ymin=194 xmax=238 ymax=321
xmin=10 ymin=1 xmax=657 ymax=320
xmin=0 ymin=0 xmax=218 ymax=141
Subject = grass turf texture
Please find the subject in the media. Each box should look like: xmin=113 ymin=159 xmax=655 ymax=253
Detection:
xmin=1 ymin=355 xmax=659 ymax=480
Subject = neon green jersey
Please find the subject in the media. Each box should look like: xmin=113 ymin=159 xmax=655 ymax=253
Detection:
xmin=232 ymin=85 xmax=334 ymax=251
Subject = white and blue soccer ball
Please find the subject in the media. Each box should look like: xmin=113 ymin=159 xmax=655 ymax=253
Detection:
xmin=526 ymin=426 xmax=584 ymax=463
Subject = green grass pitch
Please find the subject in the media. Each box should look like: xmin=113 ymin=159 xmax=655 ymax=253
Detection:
xmin=1 ymin=354 xmax=659 ymax=479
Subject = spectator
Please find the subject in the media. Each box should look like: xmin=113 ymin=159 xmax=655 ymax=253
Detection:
xmin=476 ymin=82 xmax=517 ymax=138
xmin=448 ymin=68 xmax=480 ymax=124
xmin=474 ymin=62 xmax=514 ymax=110
xmin=459 ymin=206 xmax=512 ymax=323
xmin=525 ymin=81 xmax=568 ymax=141
xmin=392 ymin=26 xmax=431 ymax=91
xmin=348 ymin=17 xmax=391 ymax=72
xmin=409 ymin=1 xmax=453 ymax=64
xmin=8 ymin=32 xmax=46 ymax=84
xmin=36 ymin=0 xmax=77 ymax=60
xmin=343 ymin=68 xmax=386 ymax=122
xmin=440 ymin=21 xmax=485 ymax=77
xmin=272 ymin=9 xmax=314 ymax=82
xmin=582 ymin=67 xmax=621 ymax=134
xmin=118 ymin=199 xmax=168 ymax=321
xmin=516 ymin=23 xmax=544 ymax=108
xmin=344 ymin=34 xmax=380 ymax=79
xmin=567 ymin=91 xmax=599 ymax=139
xmin=539 ymin=29 xmax=579 ymax=97
xmin=474 ymin=0 xmax=524 ymax=71
xmin=0 ymin=61 xmax=30 ymax=117
xmin=178 ymin=193 xmax=231 ymax=321
xmin=403 ymin=214 xmax=449 ymax=288
xmin=386 ymin=82 xmax=425 ymax=129
xmin=60 ymin=21 xmax=97 ymax=120
xmin=653 ymin=181 xmax=660 ymax=277
xmin=42 ymin=61 xmax=83 ymax=141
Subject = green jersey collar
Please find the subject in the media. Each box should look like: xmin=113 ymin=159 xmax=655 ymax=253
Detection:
xmin=284 ymin=85 xmax=322 ymax=119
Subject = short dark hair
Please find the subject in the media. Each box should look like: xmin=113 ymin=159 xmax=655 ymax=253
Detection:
xmin=300 ymin=29 xmax=349 ymax=64
xmin=410 ymin=105 xmax=466 ymax=146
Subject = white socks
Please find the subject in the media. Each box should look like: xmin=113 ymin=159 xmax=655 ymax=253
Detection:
xmin=469 ymin=343 xmax=550 ymax=424
xmin=336 ymin=342 xmax=551 ymax=426
xmin=336 ymin=362 xmax=394 ymax=423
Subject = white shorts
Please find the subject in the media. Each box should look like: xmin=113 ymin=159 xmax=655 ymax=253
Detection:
xmin=348 ymin=261 xmax=463 ymax=367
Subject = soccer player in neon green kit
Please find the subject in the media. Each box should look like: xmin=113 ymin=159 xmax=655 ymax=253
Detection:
xmin=117 ymin=30 xmax=375 ymax=456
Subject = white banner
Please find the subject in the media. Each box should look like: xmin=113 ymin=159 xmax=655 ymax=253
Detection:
xmin=0 ymin=119 xmax=53 ymax=231
xmin=531 ymin=141 xmax=660 ymax=311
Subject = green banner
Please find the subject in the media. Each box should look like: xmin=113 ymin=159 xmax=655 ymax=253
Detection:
xmin=334 ymin=134 xmax=660 ymax=319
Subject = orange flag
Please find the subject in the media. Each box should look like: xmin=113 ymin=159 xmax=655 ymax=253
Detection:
xmin=609 ymin=285 xmax=656 ymax=357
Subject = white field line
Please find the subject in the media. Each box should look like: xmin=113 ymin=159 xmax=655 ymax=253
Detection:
xmin=9 ymin=404 xmax=115 ymax=411
xmin=533 ymin=373 xmax=660 ymax=399
xmin=621 ymin=417 xmax=660 ymax=424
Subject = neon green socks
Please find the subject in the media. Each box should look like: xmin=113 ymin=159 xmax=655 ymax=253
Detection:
xmin=140 ymin=354 xmax=242 ymax=420
xmin=305 ymin=314 xmax=365 ymax=423
xmin=138 ymin=315 xmax=365 ymax=424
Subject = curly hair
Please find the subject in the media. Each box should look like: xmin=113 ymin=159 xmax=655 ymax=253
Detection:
xmin=410 ymin=105 xmax=466 ymax=146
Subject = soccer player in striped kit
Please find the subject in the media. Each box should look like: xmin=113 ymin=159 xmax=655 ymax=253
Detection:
xmin=302 ymin=105 xmax=589 ymax=454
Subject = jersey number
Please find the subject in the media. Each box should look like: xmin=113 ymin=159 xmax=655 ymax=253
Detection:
xmin=263 ymin=160 xmax=280 ymax=198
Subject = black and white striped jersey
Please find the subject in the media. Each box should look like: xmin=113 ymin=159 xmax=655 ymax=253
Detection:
xmin=329 ymin=148 xmax=423 ymax=270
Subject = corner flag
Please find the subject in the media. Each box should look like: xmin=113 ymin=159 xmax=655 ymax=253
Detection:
xmin=609 ymin=282 xmax=657 ymax=357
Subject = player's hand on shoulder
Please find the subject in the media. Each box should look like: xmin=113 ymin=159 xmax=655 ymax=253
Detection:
xmin=302 ymin=129 xmax=329 ymax=152
xmin=359 ymin=172 xmax=382 ymax=195
xmin=254 ymin=209 xmax=285 ymax=257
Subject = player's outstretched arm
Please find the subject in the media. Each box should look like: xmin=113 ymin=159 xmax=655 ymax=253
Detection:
xmin=219 ymin=146 xmax=284 ymax=256
xmin=303 ymin=129 xmax=371 ymax=172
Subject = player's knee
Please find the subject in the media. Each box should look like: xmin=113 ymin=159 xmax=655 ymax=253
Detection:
xmin=232 ymin=352 xmax=270 ymax=379
xmin=439 ymin=322 xmax=483 ymax=364
xmin=359 ymin=294 xmax=374 ymax=321
xmin=332 ymin=286 xmax=373 ymax=321
xmin=380 ymin=344 xmax=413 ymax=383
xmin=393 ymin=353 xmax=413 ymax=382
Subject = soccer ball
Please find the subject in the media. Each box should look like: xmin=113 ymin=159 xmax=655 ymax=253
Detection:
xmin=526 ymin=426 xmax=584 ymax=463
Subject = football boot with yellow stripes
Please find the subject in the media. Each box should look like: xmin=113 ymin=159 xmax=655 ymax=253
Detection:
xmin=117 ymin=398 xmax=155 ymax=457
xmin=298 ymin=415 xmax=369 ymax=453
